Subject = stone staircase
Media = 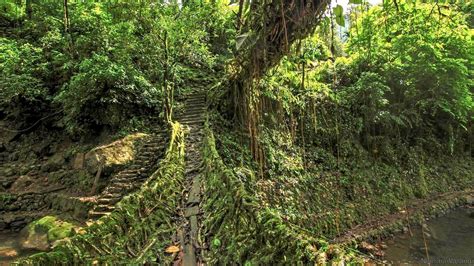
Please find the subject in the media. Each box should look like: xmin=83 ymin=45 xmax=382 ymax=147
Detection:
xmin=88 ymin=131 xmax=169 ymax=219
xmin=175 ymin=90 xmax=207 ymax=266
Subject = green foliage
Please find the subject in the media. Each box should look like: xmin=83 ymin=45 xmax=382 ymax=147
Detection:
xmin=333 ymin=5 xmax=345 ymax=27
xmin=347 ymin=3 xmax=473 ymax=150
xmin=56 ymin=54 xmax=159 ymax=135
xmin=1 ymin=1 xmax=228 ymax=134
xmin=0 ymin=1 xmax=25 ymax=22
xmin=0 ymin=38 xmax=49 ymax=119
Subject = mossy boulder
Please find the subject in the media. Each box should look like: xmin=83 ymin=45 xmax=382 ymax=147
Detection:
xmin=20 ymin=216 xmax=76 ymax=251
xmin=84 ymin=133 xmax=148 ymax=176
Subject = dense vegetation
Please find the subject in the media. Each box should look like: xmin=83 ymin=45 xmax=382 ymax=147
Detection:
xmin=1 ymin=0 xmax=472 ymax=264
xmin=1 ymin=1 xmax=228 ymax=136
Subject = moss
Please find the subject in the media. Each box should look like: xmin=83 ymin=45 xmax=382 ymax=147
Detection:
xmin=47 ymin=222 xmax=75 ymax=242
xmin=31 ymin=216 xmax=57 ymax=234
xmin=27 ymin=216 xmax=76 ymax=242
xmin=86 ymin=132 xmax=149 ymax=167
xmin=201 ymin=122 xmax=365 ymax=264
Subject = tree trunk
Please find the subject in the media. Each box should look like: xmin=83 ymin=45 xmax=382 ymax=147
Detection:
xmin=63 ymin=0 xmax=69 ymax=33
xmin=26 ymin=0 xmax=33 ymax=19
xmin=229 ymin=0 xmax=329 ymax=161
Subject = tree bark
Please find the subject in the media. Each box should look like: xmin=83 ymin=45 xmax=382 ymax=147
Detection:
xmin=26 ymin=0 xmax=33 ymax=19
xmin=63 ymin=0 xmax=69 ymax=33
xmin=228 ymin=0 xmax=329 ymax=161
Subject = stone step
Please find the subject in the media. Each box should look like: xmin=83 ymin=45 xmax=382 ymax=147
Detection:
xmin=187 ymin=176 xmax=201 ymax=205
xmin=114 ymin=177 xmax=139 ymax=183
xmin=88 ymin=211 xmax=111 ymax=219
xmin=94 ymin=204 xmax=115 ymax=212
xmin=113 ymin=177 xmax=141 ymax=183
xmin=106 ymin=185 xmax=132 ymax=194
xmin=184 ymin=104 xmax=206 ymax=110
xmin=181 ymin=119 xmax=205 ymax=125
xmin=97 ymin=198 xmax=121 ymax=205
xmin=143 ymin=140 xmax=164 ymax=146
xmin=186 ymin=100 xmax=206 ymax=105
xmin=116 ymin=172 xmax=137 ymax=178
xmin=179 ymin=113 xmax=204 ymax=119
xmin=129 ymin=166 xmax=147 ymax=172
xmin=134 ymin=158 xmax=153 ymax=164
xmin=136 ymin=154 xmax=155 ymax=159
xmin=142 ymin=145 xmax=164 ymax=150
xmin=142 ymin=145 xmax=163 ymax=151
xmin=186 ymin=95 xmax=205 ymax=100
xmin=121 ymin=169 xmax=139 ymax=175
xmin=98 ymin=194 xmax=121 ymax=202
xmin=140 ymin=151 xmax=158 ymax=157
xmin=184 ymin=206 xmax=200 ymax=217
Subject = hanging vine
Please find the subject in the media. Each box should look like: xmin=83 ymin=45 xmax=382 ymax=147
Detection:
xmin=228 ymin=0 xmax=330 ymax=169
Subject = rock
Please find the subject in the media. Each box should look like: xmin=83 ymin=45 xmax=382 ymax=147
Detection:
xmin=8 ymin=152 xmax=19 ymax=161
xmin=3 ymin=167 xmax=15 ymax=177
xmin=359 ymin=241 xmax=377 ymax=252
xmin=0 ymin=247 xmax=18 ymax=258
xmin=84 ymin=133 xmax=148 ymax=176
xmin=10 ymin=175 xmax=34 ymax=192
xmin=19 ymin=215 xmax=77 ymax=251
xmin=20 ymin=227 xmax=50 ymax=251
xmin=41 ymin=154 xmax=66 ymax=173
xmin=465 ymin=195 xmax=474 ymax=205
xmin=72 ymin=153 xmax=85 ymax=170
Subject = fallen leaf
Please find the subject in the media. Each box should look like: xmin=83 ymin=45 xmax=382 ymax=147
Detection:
xmin=165 ymin=245 xmax=180 ymax=253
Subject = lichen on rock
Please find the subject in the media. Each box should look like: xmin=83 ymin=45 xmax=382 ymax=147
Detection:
xmin=83 ymin=133 xmax=149 ymax=175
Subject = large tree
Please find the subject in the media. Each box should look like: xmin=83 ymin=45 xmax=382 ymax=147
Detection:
xmin=229 ymin=0 xmax=330 ymax=165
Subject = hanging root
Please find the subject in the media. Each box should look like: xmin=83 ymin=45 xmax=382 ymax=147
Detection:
xmin=201 ymin=121 xmax=365 ymax=264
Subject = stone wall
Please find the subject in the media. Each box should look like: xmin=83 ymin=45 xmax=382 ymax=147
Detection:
xmin=1 ymin=190 xmax=60 ymax=231
xmin=0 ymin=192 xmax=51 ymax=213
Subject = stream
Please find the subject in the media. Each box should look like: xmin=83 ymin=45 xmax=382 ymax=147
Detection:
xmin=384 ymin=207 xmax=474 ymax=265
xmin=0 ymin=231 xmax=36 ymax=265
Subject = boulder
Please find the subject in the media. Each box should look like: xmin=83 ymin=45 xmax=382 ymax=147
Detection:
xmin=10 ymin=175 xmax=34 ymax=192
xmin=72 ymin=153 xmax=85 ymax=170
xmin=84 ymin=133 xmax=148 ymax=176
xmin=41 ymin=153 xmax=66 ymax=172
xmin=0 ymin=247 xmax=18 ymax=258
xmin=19 ymin=216 xmax=76 ymax=251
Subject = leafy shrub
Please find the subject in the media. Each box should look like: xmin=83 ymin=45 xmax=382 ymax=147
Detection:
xmin=56 ymin=54 xmax=160 ymax=135
xmin=0 ymin=38 xmax=49 ymax=120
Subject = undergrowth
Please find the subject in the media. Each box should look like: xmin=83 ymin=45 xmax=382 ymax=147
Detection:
xmin=211 ymin=116 xmax=473 ymax=245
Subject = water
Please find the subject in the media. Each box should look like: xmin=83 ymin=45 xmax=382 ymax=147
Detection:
xmin=384 ymin=207 xmax=474 ymax=265
xmin=0 ymin=232 xmax=36 ymax=265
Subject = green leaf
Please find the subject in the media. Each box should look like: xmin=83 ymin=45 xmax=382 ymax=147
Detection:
xmin=349 ymin=0 xmax=363 ymax=4
xmin=212 ymin=238 xmax=221 ymax=249
xmin=236 ymin=33 xmax=250 ymax=50
xmin=333 ymin=5 xmax=345 ymax=27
